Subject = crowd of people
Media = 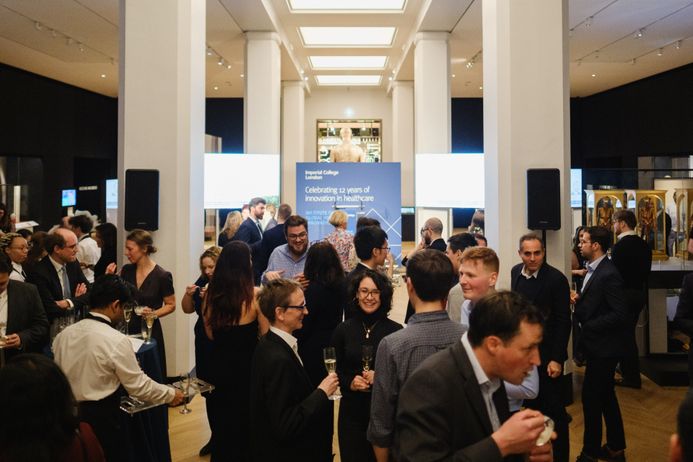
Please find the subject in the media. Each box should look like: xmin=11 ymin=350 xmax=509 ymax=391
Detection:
xmin=0 ymin=199 xmax=692 ymax=462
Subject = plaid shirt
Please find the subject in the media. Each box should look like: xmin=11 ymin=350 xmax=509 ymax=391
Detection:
xmin=367 ymin=310 xmax=465 ymax=448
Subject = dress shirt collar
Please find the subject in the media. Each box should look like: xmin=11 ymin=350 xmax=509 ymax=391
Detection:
xmin=270 ymin=326 xmax=299 ymax=353
xmin=49 ymin=255 xmax=65 ymax=273
xmin=461 ymin=332 xmax=501 ymax=392
xmin=520 ymin=265 xmax=541 ymax=279
xmin=277 ymin=243 xmax=309 ymax=263
xmin=358 ymin=261 xmax=374 ymax=270
xmin=89 ymin=312 xmax=112 ymax=323
xmin=587 ymin=254 xmax=607 ymax=272
xmin=11 ymin=261 xmax=24 ymax=276
xmin=407 ymin=310 xmax=451 ymax=325
xmin=616 ymin=230 xmax=637 ymax=240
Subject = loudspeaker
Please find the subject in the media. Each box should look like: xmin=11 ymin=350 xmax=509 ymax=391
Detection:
xmin=527 ymin=168 xmax=561 ymax=230
xmin=125 ymin=169 xmax=159 ymax=231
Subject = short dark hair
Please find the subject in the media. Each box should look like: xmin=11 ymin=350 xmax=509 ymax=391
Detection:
xmin=613 ymin=209 xmax=637 ymax=230
xmin=353 ymin=225 xmax=388 ymax=261
xmin=277 ymin=204 xmax=292 ymax=221
xmin=474 ymin=233 xmax=488 ymax=246
xmin=257 ymin=279 xmax=302 ymax=324
xmin=518 ymin=233 xmax=544 ymax=250
xmin=585 ymin=226 xmax=612 ymax=253
xmin=406 ymin=249 xmax=455 ymax=302
xmin=44 ymin=232 xmax=66 ymax=255
xmin=284 ymin=215 xmax=308 ymax=234
xmin=249 ymin=197 xmax=266 ymax=208
xmin=356 ymin=217 xmax=380 ymax=230
xmin=677 ymin=390 xmax=693 ymax=462
xmin=0 ymin=254 xmax=12 ymax=275
xmin=468 ymin=291 xmax=544 ymax=347
xmin=67 ymin=215 xmax=93 ymax=234
xmin=349 ymin=269 xmax=394 ymax=319
xmin=95 ymin=223 xmax=117 ymax=252
xmin=89 ymin=275 xmax=135 ymax=309
xmin=447 ymin=232 xmax=477 ymax=253
xmin=303 ymin=242 xmax=345 ymax=289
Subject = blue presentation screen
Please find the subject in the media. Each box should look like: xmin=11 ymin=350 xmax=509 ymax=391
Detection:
xmin=296 ymin=163 xmax=402 ymax=262
xmin=570 ymin=169 xmax=582 ymax=208
xmin=62 ymin=189 xmax=76 ymax=207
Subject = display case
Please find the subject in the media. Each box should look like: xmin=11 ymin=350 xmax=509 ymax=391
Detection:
xmin=317 ymin=119 xmax=381 ymax=162
xmin=675 ymin=189 xmax=693 ymax=258
xmin=584 ymin=189 xmax=626 ymax=242
xmin=635 ymin=190 xmax=668 ymax=260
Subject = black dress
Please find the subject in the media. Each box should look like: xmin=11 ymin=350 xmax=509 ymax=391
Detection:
xmin=206 ymin=319 xmax=259 ymax=462
xmin=121 ymin=264 xmax=174 ymax=377
xmin=331 ymin=315 xmax=402 ymax=462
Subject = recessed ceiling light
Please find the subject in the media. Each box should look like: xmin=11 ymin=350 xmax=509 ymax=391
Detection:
xmin=100 ymin=74 xmax=106 ymax=78
xmin=240 ymin=74 xmax=244 ymax=78
xmin=451 ymin=74 xmax=456 ymax=78
xmin=213 ymin=86 xmax=219 ymax=90
xmin=316 ymin=75 xmax=382 ymax=86
xmin=591 ymin=74 xmax=596 ymax=78
xmin=299 ymin=27 xmax=396 ymax=47
xmin=289 ymin=0 xmax=405 ymax=11
xmin=309 ymin=56 xmax=387 ymax=69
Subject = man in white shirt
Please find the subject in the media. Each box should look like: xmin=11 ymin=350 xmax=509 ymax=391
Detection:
xmin=54 ymin=274 xmax=183 ymax=462
xmin=68 ymin=214 xmax=101 ymax=283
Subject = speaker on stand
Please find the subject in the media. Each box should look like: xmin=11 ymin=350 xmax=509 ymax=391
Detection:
xmin=124 ymin=169 xmax=160 ymax=231
xmin=527 ymin=168 xmax=561 ymax=259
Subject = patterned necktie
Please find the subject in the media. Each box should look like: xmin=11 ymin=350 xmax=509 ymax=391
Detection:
xmin=256 ymin=220 xmax=263 ymax=237
xmin=60 ymin=265 xmax=71 ymax=299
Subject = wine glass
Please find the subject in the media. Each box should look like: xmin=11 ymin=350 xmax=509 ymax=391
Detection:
xmin=141 ymin=313 xmax=156 ymax=343
xmin=362 ymin=344 xmax=373 ymax=373
xmin=134 ymin=305 xmax=145 ymax=316
xmin=322 ymin=347 xmax=341 ymax=400
xmin=123 ymin=304 xmax=133 ymax=333
xmin=179 ymin=372 xmax=193 ymax=414
xmin=0 ymin=323 xmax=6 ymax=369
xmin=536 ymin=415 xmax=555 ymax=446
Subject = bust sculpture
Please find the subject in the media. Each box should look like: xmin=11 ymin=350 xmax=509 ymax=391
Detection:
xmin=330 ymin=128 xmax=366 ymax=163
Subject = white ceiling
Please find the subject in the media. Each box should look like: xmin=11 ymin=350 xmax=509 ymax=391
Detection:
xmin=0 ymin=0 xmax=692 ymax=98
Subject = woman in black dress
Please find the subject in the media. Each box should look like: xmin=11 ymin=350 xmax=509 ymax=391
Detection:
xmin=120 ymin=229 xmax=175 ymax=377
xmin=202 ymin=241 xmax=268 ymax=462
xmin=92 ymin=223 xmax=117 ymax=279
xmin=181 ymin=246 xmax=221 ymax=457
xmin=331 ymin=269 xmax=402 ymax=462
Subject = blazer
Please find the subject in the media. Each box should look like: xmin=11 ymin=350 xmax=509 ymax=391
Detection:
xmin=5 ymin=280 xmax=49 ymax=359
xmin=249 ymin=331 xmax=332 ymax=462
xmin=446 ymin=284 xmax=465 ymax=324
xmin=26 ymin=256 xmax=89 ymax=322
xmin=233 ymin=217 xmax=263 ymax=246
xmin=510 ymin=263 xmax=571 ymax=364
xmin=395 ymin=340 xmax=521 ymax=462
xmin=611 ymin=234 xmax=652 ymax=292
xmin=573 ymin=257 xmax=629 ymax=359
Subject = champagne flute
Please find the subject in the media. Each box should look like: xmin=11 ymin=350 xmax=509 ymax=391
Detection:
xmin=0 ymin=323 xmax=6 ymax=369
xmin=536 ymin=416 xmax=555 ymax=446
xmin=123 ymin=305 xmax=133 ymax=333
xmin=144 ymin=313 xmax=156 ymax=344
xmin=179 ymin=372 xmax=193 ymax=414
xmin=362 ymin=344 xmax=373 ymax=373
xmin=322 ymin=347 xmax=341 ymax=400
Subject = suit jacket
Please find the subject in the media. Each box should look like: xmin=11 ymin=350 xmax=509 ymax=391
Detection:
xmin=250 ymin=331 xmax=331 ymax=462
xmin=395 ymin=340 xmax=520 ymax=462
xmin=510 ymin=263 xmax=571 ymax=364
xmin=4 ymin=280 xmax=49 ymax=360
xmin=233 ymin=217 xmax=263 ymax=246
xmin=26 ymin=256 xmax=89 ymax=322
xmin=573 ymin=257 xmax=629 ymax=359
xmin=446 ymin=284 xmax=465 ymax=324
xmin=611 ymin=234 xmax=651 ymax=291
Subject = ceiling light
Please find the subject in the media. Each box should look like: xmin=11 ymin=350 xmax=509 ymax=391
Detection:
xmin=676 ymin=40 xmax=682 ymax=50
xmin=451 ymin=74 xmax=456 ymax=78
xmin=479 ymin=86 xmax=483 ymax=90
xmin=309 ymin=56 xmax=388 ymax=69
xmin=35 ymin=22 xmax=43 ymax=31
xmin=51 ymin=29 xmax=57 ymax=38
xmin=100 ymin=74 xmax=106 ymax=78
xmin=227 ymin=64 xmax=232 ymax=69
xmin=315 ymin=75 xmax=382 ymax=86
xmin=585 ymin=16 xmax=593 ymax=28
xmin=299 ymin=27 xmax=396 ymax=47
xmin=240 ymin=74 xmax=244 ymax=78
xmin=388 ymin=76 xmax=393 ymax=81
xmin=631 ymin=58 xmax=636 ymax=65
xmin=591 ymin=74 xmax=596 ymax=78
xmin=289 ymin=0 xmax=405 ymax=11
xmin=304 ymin=76 xmax=308 ymax=81
xmin=213 ymin=86 xmax=219 ymax=91
xmin=218 ymin=58 xmax=224 ymax=66
xmin=635 ymin=28 xmax=645 ymax=38
xmin=207 ymin=47 xmax=213 ymax=56
xmin=78 ymin=43 xmax=85 ymax=53
xmin=657 ymin=48 xmax=663 ymax=56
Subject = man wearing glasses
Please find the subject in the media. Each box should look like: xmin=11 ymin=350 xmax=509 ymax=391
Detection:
xmin=263 ymin=215 xmax=311 ymax=288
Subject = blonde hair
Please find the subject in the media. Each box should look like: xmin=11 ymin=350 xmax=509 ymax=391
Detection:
xmin=223 ymin=211 xmax=243 ymax=239
xmin=329 ymin=210 xmax=348 ymax=228
xmin=199 ymin=246 xmax=221 ymax=273
xmin=461 ymin=246 xmax=499 ymax=273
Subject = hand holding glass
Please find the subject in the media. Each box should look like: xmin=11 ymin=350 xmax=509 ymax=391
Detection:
xmin=322 ymin=347 xmax=341 ymax=400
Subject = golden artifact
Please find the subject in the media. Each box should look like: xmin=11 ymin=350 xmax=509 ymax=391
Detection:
xmin=635 ymin=190 xmax=667 ymax=261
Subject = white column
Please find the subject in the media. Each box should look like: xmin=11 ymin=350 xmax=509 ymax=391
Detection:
xmin=282 ymin=81 xmax=305 ymax=207
xmin=482 ymin=0 xmax=571 ymax=287
xmin=391 ymin=81 xmax=415 ymax=206
xmin=414 ymin=32 xmax=451 ymax=155
xmin=118 ymin=0 xmax=205 ymax=374
xmin=413 ymin=32 xmax=451 ymax=232
xmin=245 ymin=32 xmax=281 ymax=155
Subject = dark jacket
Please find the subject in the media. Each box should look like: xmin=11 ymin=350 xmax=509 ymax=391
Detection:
xmin=611 ymin=234 xmax=651 ymax=290
xmin=4 ymin=280 xmax=49 ymax=360
xmin=250 ymin=331 xmax=332 ymax=462
xmin=395 ymin=340 xmax=521 ymax=462
xmin=511 ymin=263 xmax=571 ymax=364
xmin=573 ymin=257 xmax=629 ymax=358
xmin=233 ymin=217 xmax=263 ymax=246
xmin=26 ymin=256 xmax=89 ymax=322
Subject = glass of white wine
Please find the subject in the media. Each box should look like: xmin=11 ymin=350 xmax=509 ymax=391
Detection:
xmin=123 ymin=305 xmax=133 ymax=334
xmin=322 ymin=347 xmax=341 ymax=400
xmin=141 ymin=313 xmax=157 ymax=343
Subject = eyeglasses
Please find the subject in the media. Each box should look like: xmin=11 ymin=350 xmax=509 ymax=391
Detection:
xmin=579 ymin=239 xmax=592 ymax=245
xmin=379 ymin=246 xmax=390 ymax=251
xmin=282 ymin=302 xmax=307 ymax=310
xmin=358 ymin=288 xmax=381 ymax=298
xmin=287 ymin=232 xmax=308 ymax=241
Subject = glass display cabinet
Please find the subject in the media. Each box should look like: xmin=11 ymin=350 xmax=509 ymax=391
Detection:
xmin=316 ymin=119 xmax=381 ymax=163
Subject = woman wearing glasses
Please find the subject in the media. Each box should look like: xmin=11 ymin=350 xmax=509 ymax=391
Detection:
xmin=331 ymin=269 xmax=402 ymax=462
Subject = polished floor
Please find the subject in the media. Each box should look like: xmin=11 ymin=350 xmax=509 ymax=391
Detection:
xmin=169 ymin=251 xmax=687 ymax=461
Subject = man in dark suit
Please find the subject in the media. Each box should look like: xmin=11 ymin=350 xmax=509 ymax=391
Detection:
xmin=395 ymin=291 xmax=552 ymax=462
xmin=611 ymin=209 xmax=652 ymax=388
xmin=250 ymin=278 xmax=338 ymax=462
xmin=0 ymin=256 xmax=49 ymax=361
xmin=26 ymin=228 xmax=89 ymax=325
xmin=511 ymin=233 xmax=571 ymax=462
xmin=254 ymin=203 xmax=292 ymax=285
xmin=574 ymin=226 xmax=629 ymax=462
xmin=233 ymin=197 xmax=266 ymax=246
